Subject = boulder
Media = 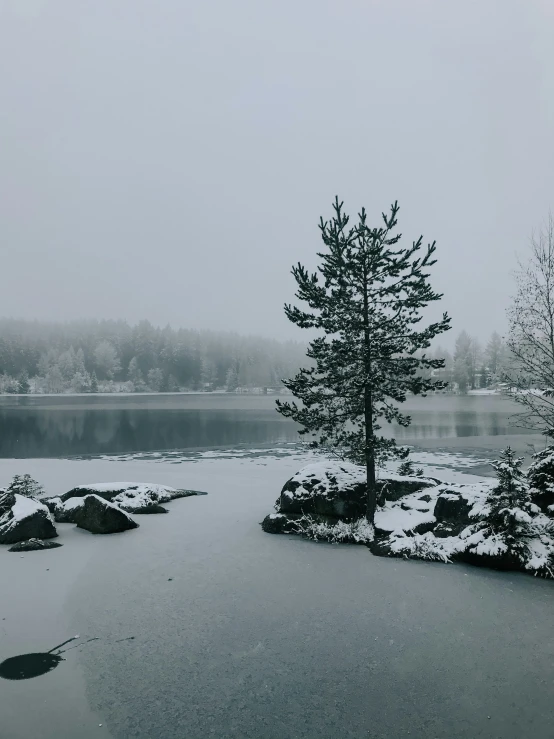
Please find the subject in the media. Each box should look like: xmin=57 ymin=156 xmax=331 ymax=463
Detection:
xmin=122 ymin=503 xmax=168 ymax=514
xmin=45 ymin=496 xmax=85 ymax=524
xmin=72 ymin=495 xmax=139 ymax=534
xmin=375 ymin=475 xmax=440 ymax=503
xmin=261 ymin=513 xmax=304 ymax=535
xmin=457 ymin=547 xmax=525 ymax=572
xmin=412 ymin=520 xmax=437 ymax=535
xmin=8 ymin=538 xmax=63 ymax=552
xmin=0 ymin=493 xmax=58 ymax=545
xmin=58 ymin=482 xmax=203 ymax=507
xmin=433 ymin=492 xmax=472 ymax=522
xmin=276 ymin=463 xmax=439 ymax=520
xmin=278 ymin=462 xmax=367 ymax=520
xmin=433 ymin=522 xmax=466 ymax=538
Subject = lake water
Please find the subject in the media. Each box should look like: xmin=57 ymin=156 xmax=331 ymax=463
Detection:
xmin=0 ymin=392 xmax=533 ymax=458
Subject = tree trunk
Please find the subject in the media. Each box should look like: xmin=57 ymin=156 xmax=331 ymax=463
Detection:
xmin=364 ymin=386 xmax=376 ymax=523
xmin=362 ymin=257 xmax=376 ymax=524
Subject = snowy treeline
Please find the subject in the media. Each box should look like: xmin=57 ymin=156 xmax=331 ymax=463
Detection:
xmin=431 ymin=331 xmax=513 ymax=392
xmin=0 ymin=319 xmax=307 ymax=394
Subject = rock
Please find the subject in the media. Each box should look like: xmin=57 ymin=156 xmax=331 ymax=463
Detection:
xmin=434 ymin=522 xmax=466 ymax=538
xmin=368 ymin=537 xmax=401 ymax=558
xmin=261 ymin=513 xmax=304 ymax=534
xmin=278 ymin=463 xmax=368 ymax=520
xmin=418 ymin=494 xmax=432 ymax=503
xmin=8 ymin=538 xmax=63 ymax=552
xmin=376 ymin=476 xmax=440 ymax=503
xmin=59 ymin=483 xmax=203 ymax=506
xmin=72 ymin=495 xmax=139 ymax=534
xmin=45 ymin=497 xmax=85 ymax=524
xmin=412 ymin=520 xmax=437 ymax=535
xmin=457 ymin=548 xmax=525 ymax=572
xmin=433 ymin=492 xmax=472 ymax=522
xmin=277 ymin=462 xmax=438 ymax=520
xmin=0 ymin=493 xmax=58 ymax=545
xmin=121 ymin=503 xmax=168 ymax=514
xmin=42 ymin=497 xmax=60 ymax=516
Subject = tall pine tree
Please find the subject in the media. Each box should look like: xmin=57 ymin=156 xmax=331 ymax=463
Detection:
xmin=276 ymin=198 xmax=450 ymax=523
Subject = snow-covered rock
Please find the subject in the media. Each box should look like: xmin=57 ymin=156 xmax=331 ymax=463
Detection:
xmin=72 ymin=494 xmax=139 ymax=535
xmin=8 ymin=538 xmax=63 ymax=552
xmin=277 ymin=462 xmax=437 ymax=521
xmin=0 ymin=492 xmax=58 ymax=545
xmin=44 ymin=496 xmax=86 ymax=524
xmin=55 ymin=482 xmax=202 ymax=511
xmin=261 ymin=512 xmax=303 ymax=535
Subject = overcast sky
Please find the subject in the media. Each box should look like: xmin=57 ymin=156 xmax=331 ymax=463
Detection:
xmin=1 ymin=0 xmax=553 ymax=347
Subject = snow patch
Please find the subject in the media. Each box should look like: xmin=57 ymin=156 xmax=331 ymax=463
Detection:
xmin=12 ymin=494 xmax=51 ymax=522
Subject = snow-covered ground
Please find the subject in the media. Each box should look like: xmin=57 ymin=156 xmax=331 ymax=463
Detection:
xmin=1 ymin=448 xmax=554 ymax=739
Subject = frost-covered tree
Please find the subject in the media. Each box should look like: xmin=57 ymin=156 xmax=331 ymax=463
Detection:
xmin=485 ymin=331 xmax=504 ymax=381
xmin=90 ymin=371 xmax=99 ymax=393
xmin=18 ymin=370 xmax=30 ymax=394
xmin=94 ymin=340 xmax=121 ymax=380
xmin=504 ymin=214 xmax=554 ymax=429
xmin=453 ymin=331 xmax=473 ymax=392
xmin=70 ymin=371 xmax=91 ymax=393
xmin=45 ymin=365 xmax=64 ymax=394
xmin=58 ymin=347 xmax=77 ymax=381
xmin=167 ymin=374 xmax=180 ymax=392
xmin=225 ymin=365 xmax=240 ymax=391
xmin=200 ymin=357 xmax=218 ymax=389
xmin=397 ymin=459 xmax=423 ymax=477
xmin=7 ymin=474 xmax=44 ymax=498
xmin=147 ymin=367 xmax=164 ymax=391
xmin=467 ymin=447 xmax=536 ymax=562
xmin=276 ymin=198 xmax=451 ymax=523
xmin=526 ymin=438 xmax=554 ymax=512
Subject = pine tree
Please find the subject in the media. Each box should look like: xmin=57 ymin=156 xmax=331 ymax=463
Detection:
xmin=468 ymin=447 xmax=536 ymax=561
xmin=17 ymin=370 xmax=30 ymax=394
xmin=7 ymin=474 xmax=44 ymax=498
xmin=526 ymin=436 xmax=554 ymax=511
xmin=90 ymin=371 xmax=99 ymax=393
xmin=485 ymin=331 xmax=504 ymax=381
xmin=276 ymin=198 xmax=450 ymax=523
xmin=453 ymin=331 xmax=473 ymax=392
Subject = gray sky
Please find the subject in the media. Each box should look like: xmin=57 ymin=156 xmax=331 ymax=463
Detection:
xmin=1 ymin=0 xmax=553 ymax=347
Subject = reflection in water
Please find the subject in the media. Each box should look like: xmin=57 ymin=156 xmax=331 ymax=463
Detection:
xmin=0 ymin=396 xmax=534 ymax=459
xmin=0 ymin=408 xmax=301 ymax=458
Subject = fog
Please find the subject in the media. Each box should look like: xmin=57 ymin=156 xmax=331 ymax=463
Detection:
xmin=1 ymin=0 xmax=553 ymax=343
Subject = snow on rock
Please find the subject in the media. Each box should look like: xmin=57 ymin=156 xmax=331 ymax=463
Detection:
xmin=72 ymin=494 xmax=139 ymax=535
xmin=57 ymin=482 xmax=203 ymax=511
xmin=375 ymin=503 xmax=436 ymax=537
xmin=8 ymin=538 xmax=63 ymax=552
xmin=45 ymin=496 xmax=86 ymax=524
xmin=277 ymin=462 xmax=437 ymax=521
xmin=0 ymin=492 xmax=58 ymax=545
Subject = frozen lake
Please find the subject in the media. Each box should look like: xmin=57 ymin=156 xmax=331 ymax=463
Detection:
xmin=0 ymin=393 xmax=535 ymax=458
xmin=1 ymin=451 xmax=553 ymax=739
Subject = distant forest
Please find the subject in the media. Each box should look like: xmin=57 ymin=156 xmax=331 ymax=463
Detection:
xmin=0 ymin=318 xmax=307 ymax=394
xmin=0 ymin=318 xmax=513 ymax=395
